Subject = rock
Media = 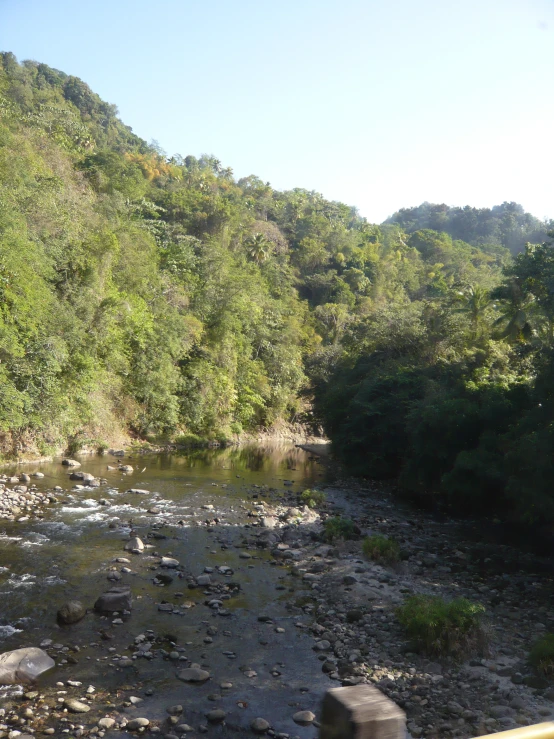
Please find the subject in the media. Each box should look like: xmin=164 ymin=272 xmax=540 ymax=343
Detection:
xmin=343 ymin=575 xmax=358 ymax=585
xmin=0 ymin=647 xmax=55 ymax=684
xmin=489 ymin=706 xmax=513 ymax=718
xmin=94 ymin=586 xmax=132 ymax=612
xmin=62 ymin=459 xmax=81 ymax=467
xmin=31 ymin=472 xmax=44 ymax=478
xmin=98 ymin=718 xmax=116 ymax=729
xmin=64 ymin=698 xmax=90 ymax=713
xmin=261 ymin=517 xmax=277 ymax=528
xmin=239 ymin=551 xmax=252 ymax=559
xmin=119 ymin=465 xmax=134 ymax=473
xmin=251 ymin=717 xmax=270 ymax=733
xmin=167 ymin=705 xmax=183 ymax=715
xmin=57 ymin=601 xmax=86 ymax=625
xmin=206 ymin=709 xmax=226 ymax=723
xmin=161 ymin=557 xmax=179 ymax=568
xmin=148 ymin=506 xmax=161 ymax=514
xmin=127 ymin=718 xmax=150 ymax=730
xmin=293 ymin=710 xmax=315 ymax=725
xmin=346 ymin=609 xmax=364 ymax=623
xmin=177 ymin=667 xmax=210 ymax=682
xmin=124 ymin=536 xmax=144 ymax=552
xmin=197 ymin=574 xmax=212 ymax=586
xmin=128 ymin=488 xmax=150 ymax=494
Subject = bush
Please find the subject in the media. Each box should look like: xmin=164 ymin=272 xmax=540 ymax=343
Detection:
xmin=300 ymin=489 xmax=326 ymax=508
xmin=396 ymin=595 xmax=487 ymax=657
xmin=530 ymin=634 xmax=554 ymax=675
xmin=363 ymin=534 xmax=400 ymax=563
xmin=323 ymin=516 xmax=360 ymax=542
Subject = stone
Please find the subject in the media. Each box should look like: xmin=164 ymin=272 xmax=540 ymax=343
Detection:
xmin=206 ymin=709 xmax=226 ymax=723
xmin=124 ymin=536 xmax=144 ymax=552
xmin=98 ymin=718 xmax=116 ymax=729
xmin=128 ymin=488 xmax=150 ymax=494
xmin=57 ymin=601 xmax=86 ymax=625
xmin=167 ymin=705 xmax=183 ymax=715
xmin=293 ymin=710 xmax=315 ymax=725
xmin=161 ymin=557 xmax=179 ymax=568
xmin=251 ymin=717 xmax=270 ymax=733
xmin=119 ymin=465 xmax=134 ymax=473
xmin=177 ymin=667 xmax=210 ymax=682
xmin=62 ymin=459 xmax=81 ymax=467
xmin=197 ymin=574 xmax=211 ymax=586
xmin=64 ymin=698 xmax=91 ymax=713
xmin=127 ymin=718 xmax=150 ymax=730
xmin=319 ymin=685 xmax=406 ymax=739
xmin=0 ymin=647 xmax=55 ymax=684
xmin=94 ymin=586 xmax=132 ymax=612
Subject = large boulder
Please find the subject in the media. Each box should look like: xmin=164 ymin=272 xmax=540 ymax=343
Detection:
xmin=57 ymin=601 xmax=86 ymax=625
xmin=0 ymin=648 xmax=55 ymax=685
xmin=69 ymin=472 xmax=95 ymax=483
xmin=124 ymin=537 xmax=144 ymax=552
xmin=94 ymin=586 xmax=132 ymax=613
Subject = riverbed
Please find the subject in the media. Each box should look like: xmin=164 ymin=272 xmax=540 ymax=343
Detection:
xmin=0 ymin=444 xmax=330 ymax=737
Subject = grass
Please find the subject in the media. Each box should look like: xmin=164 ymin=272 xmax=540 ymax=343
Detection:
xmin=530 ymin=634 xmax=554 ymax=675
xmin=323 ymin=516 xmax=360 ymax=542
xmin=396 ymin=595 xmax=487 ymax=658
xmin=362 ymin=534 xmax=400 ymax=563
xmin=300 ymin=488 xmax=326 ymax=508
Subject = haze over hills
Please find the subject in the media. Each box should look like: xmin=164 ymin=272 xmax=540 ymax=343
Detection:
xmin=2 ymin=51 xmax=554 ymax=526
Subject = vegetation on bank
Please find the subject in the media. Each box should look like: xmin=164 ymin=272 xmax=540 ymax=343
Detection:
xmin=362 ymin=534 xmax=400 ymax=564
xmin=397 ymin=595 xmax=487 ymax=658
xmin=3 ymin=52 xmax=554 ymax=529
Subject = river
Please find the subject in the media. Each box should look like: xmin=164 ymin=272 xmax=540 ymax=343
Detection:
xmin=0 ymin=444 xmax=330 ymax=737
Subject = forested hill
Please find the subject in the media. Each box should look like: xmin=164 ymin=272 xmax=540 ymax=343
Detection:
xmin=2 ymin=52 xmax=554 ymax=528
xmin=386 ymin=201 xmax=551 ymax=255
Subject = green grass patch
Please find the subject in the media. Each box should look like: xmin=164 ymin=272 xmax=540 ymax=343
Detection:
xmin=300 ymin=488 xmax=326 ymax=508
xmin=530 ymin=634 xmax=554 ymax=675
xmin=397 ymin=595 xmax=487 ymax=658
xmin=323 ymin=516 xmax=360 ymax=542
xmin=362 ymin=534 xmax=400 ymax=563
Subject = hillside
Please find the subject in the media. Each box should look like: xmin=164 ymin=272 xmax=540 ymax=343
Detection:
xmin=386 ymin=201 xmax=550 ymax=255
xmin=4 ymin=52 xmax=554 ymax=528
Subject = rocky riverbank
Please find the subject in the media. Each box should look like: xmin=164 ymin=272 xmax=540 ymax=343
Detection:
xmin=0 ymin=454 xmax=553 ymax=739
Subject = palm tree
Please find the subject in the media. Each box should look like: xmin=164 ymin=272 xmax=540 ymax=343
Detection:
xmin=246 ymin=233 xmax=271 ymax=264
xmin=452 ymin=285 xmax=491 ymax=336
xmin=491 ymin=281 xmax=536 ymax=343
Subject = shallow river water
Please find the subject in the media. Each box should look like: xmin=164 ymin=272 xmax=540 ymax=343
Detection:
xmin=0 ymin=444 xmax=330 ymax=737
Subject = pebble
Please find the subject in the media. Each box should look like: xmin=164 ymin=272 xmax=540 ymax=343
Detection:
xmin=251 ymin=717 xmax=270 ymax=733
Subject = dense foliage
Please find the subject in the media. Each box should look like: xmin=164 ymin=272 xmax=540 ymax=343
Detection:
xmin=3 ymin=52 xmax=554 ymax=530
xmin=387 ymin=201 xmax=551 ymax=255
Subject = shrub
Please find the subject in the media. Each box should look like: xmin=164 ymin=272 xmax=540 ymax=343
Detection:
xmin=363 ymin=534 xmax=400 ymax=563
xmin=530 ymin=634 xmax=554 ymax=675
xmin=300 ymin=489 xmax=326 ymax=508
xmin=323 ymin=516 xmax=360 ymax=542
xmin=397 ymin=595 xmax=487 ymax=657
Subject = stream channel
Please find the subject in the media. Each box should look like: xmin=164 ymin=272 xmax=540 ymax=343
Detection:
xmin=0 ymin=444 xmax=330 ymax=738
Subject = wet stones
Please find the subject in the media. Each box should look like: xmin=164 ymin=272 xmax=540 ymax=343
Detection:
xmin=57 ymin=601 xmax=86 ymax=625
xmin=94 ymin=586 xmax=132 ymax=613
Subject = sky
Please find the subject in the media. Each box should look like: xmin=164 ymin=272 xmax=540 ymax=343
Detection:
xmin=1 ymin=0 xmax=554 ymax=223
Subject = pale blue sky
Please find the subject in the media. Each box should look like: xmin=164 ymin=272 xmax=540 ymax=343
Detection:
xmin=1 ymin=0 xmax=554 ymax=222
